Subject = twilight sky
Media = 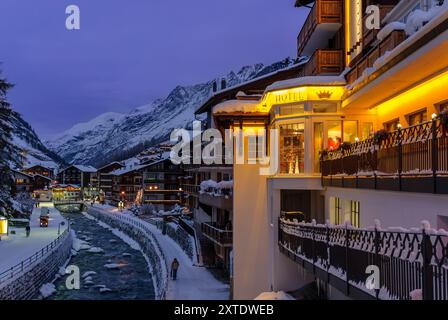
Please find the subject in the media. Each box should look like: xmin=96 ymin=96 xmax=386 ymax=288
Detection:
xmin=0 ymin=0 xmax=307 ymax=138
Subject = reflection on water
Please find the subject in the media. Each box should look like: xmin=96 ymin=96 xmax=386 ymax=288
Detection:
xmin=50 ymin=212 xmax=155 ymax=300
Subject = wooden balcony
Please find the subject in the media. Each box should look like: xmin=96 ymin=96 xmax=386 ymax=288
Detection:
xmin=346 ymin=29 xmax=406 ymax=84
xmin=301 ymin=49 xmax=343 ymax=76
xmin=183 ymin=184 xmax=200 ymax=195
xmin=201 ymin=222 xmax=232 ymax=247
xmin=297 ymin=0 xmax=343 ymax=57
xmin=321 ymin=117 xmax=448 ymax=194
xmin=362 ymin=5 xmax=396 ymax=49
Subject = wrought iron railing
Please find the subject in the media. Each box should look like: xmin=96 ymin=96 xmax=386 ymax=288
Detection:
xmin=279 ymin=218 xmax=448 ymax=300
xmin=321 ymin=116 xmax=448 ymax=192
xmin=0 ymin=228 xmax=70 ymax=287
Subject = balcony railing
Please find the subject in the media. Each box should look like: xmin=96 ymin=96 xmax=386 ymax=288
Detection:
xmin=361 ymin=5 xmax=396 ymax=49
xmin=346 ymin=29 xmax=406 ymax=84
xmin=321 ymin=116 xmax=448 ymax=194
xmin=279 ymin=218 xmax=448 ymax=300
xmin=297 ymin=0 xmax=343 ymax=56
xmin=301 ymin=49 xmax=343 ymax=76
xmin=201 ymin=222 xmax=233 ymax=247
xmin=183 ymin=184 xmax=200 ymax=195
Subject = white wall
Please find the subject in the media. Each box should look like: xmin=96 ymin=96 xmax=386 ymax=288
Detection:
xmin=325 ymin=187 xmax=448 ymax=229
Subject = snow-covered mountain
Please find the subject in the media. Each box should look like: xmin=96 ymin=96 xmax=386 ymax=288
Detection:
xmin=48 ymin=58 xmax=303 ymax=166
xmin=9 ymin=111 xmax=64 ymax=169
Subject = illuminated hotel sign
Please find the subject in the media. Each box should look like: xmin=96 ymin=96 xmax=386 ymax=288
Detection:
xmin=263 ymin=86 xmax=345 ymax=109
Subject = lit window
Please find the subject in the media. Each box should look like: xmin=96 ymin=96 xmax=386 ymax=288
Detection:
xmin=334 ymin=198 xmax=342 ymax=225
xmin=278 ymin=103 xmax=305 ymax=117
xmin=312 ymin=102 xmax=338 ymax=113
xmin=279 ymin=123 xmax=305 ymax=174
xmin=343 ymin=121 xmax=358 ymax=143
xmin=350 ymin=201 xmax=360 ymax=228
xmin=384 ymin=118 xmax=399 ymax=132
xmin=361 ymin=122 xmax=373 ymax=140
xmin=406 ymin=109 xmax=427 ymax=126
xmin=327 ymin=121 xmax=342 ymax=150
xmin=436 ymin=100 xmax=448 ymax=114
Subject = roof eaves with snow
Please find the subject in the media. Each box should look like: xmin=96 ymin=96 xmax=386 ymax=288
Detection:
xmin=194 ymin=62 xmax=307 ymax=115
xmin=265 ymin=75 xmax=347 ymax=93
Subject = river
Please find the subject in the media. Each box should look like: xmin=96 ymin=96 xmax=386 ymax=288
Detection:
xmin=49 ymin=211 xmax=155 ymax=300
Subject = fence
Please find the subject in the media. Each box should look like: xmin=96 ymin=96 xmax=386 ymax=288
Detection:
xmin=0 ymin=228 xmax=69 ymax=287
xmin=279 ymin=218 xmax=448 ymax=300
xmin=321 ymin=116 xmax=448 ymax=193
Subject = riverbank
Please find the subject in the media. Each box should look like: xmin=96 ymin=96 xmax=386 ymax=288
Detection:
xmin=88 ymin=205 xmax=230 ymax=300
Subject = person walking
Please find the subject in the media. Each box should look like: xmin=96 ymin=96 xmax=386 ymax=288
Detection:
xmin=25 ymin=225 xmax=31 ymax=237
xmin=171 ymin=258 xmax=180 ymax=280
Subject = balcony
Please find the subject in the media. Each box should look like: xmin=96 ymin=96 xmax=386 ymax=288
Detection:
xmin=361 ymin=5 xmax=396 ymax=49
xmin=199 ymin=192 xmax=232 ymax=210
xmin=321 ymin=117 xmax=448 ymax=194
xmin=346 ymin=30 xmax=406 ymax=84
xmin=183 ymin=184 xmax=200 ymax=195
xmin=279 ymin=218 xmax=448 ymax=300
xmin=201 ymin=222 xmax=232 ymax=247
xmin=297 ymin=0 xmax=343 ymax=57
xmin=300 ymin=49 xmax=343 ymax=76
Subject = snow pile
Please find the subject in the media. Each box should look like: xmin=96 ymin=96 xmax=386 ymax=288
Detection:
xmin=377 ymin=22 xmax=406 ymax=41
xmin=410 ymin=289 xmax=423 ymax=300
xmin=87 ymin=247 xmax=104 ymax=254
xmin=39 ymin=283 xmax=56 ymax=299
xmin=200 ymin=179 xmax=233 ymax=196
xmin=213 ymin=100 xmax=260 ymax=114
xmin=254 ymin=291 xmax=295 ymax=300
xmin=266 ymin=75 xmax=346 ymax=92
xmin=405 ymin=2 xmax=448 ymax=36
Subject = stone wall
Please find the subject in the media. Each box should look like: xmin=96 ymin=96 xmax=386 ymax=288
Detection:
xmin=0 ymin=230 xmax=73 ymax=300
xmin=87 ymin=208 xmax=169 ymax=300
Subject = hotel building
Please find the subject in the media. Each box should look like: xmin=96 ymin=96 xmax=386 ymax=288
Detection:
xmin=194 ymin=0 xmax=448 ymax=300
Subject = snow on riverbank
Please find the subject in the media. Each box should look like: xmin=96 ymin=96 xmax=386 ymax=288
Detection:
xmin=0 ymin=203 xmax=68 ymax=277
xmin=87 ymin=206 xmax=229 ymax=300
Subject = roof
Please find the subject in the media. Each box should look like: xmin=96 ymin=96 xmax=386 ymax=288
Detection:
xmin=97 ymin=161 xmax=124 ymax=172
xmin=32 ymin=174 xmax=52 ymax=181
xmin=195 ymin=62 xmax=306 ymax=115
xmin=11 ymin=169 xmax=34 ymax=179
xmin=294 ymin=0 xmax=314 ymax=7
xmin=110 ymin=155 xmax=172 ymax=176
xmin=59 ymin=164 xmax=97 ymax=174
xmin=23 ymin=164 xmax=55 ymax=171
xmin=265 ymin=75 xmax=347 ymax=92
xmin=213 ymin=99 xmax=262 ymax=115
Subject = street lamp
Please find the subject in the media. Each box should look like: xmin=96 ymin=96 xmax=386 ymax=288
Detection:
xmin=0 ymin=216 xmax=8 ymax=237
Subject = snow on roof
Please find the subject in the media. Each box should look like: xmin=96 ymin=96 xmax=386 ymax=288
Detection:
xmin=11 ymin=169 xmax=34 ymax=178
xmin=110 ymin=154 xmax=172 ymax=176
xmin=69 ymin=165 xmax=97 ymax=173
xmin=213 ymin=100 xmax=262 ymax=114
xmin=32 ymin=174 xmax=52 ymax=181
xmin=97 ymin=161 xmax=123 ymax=171
xmin=265 ymin=75 xmax=347 ymax=92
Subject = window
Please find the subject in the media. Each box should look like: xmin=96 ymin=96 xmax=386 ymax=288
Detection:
xmin=314 ymin=122 xmax=324 ymax=173
xmin=327 ymin=121 xmax=342 ymax=150
xmin=279 ymin=123 xmax=305 ymax=174
xmin=278 ymin=103 xmax=305 ymax=117
xmin=334 ymin=198 xmax=342 ymax=225
xmin=436 ymin=100 xmax=448 ymax=114
xmin=312 ymin=102 xmax=338 ymax=113
xmin=384 ymin=118 xmax=399 ymax=132
xmin=16 ymin=178 xmax=25 ymax=184
xmin=343 ymin=121 xmax=358 ymax=143
xmin=407 ymin=109 xmax=427 ymax=126
xmin=350 ymin=201 xmax=360 ymax=228
xmin=361 ymin=122 xmax=373 ymax=140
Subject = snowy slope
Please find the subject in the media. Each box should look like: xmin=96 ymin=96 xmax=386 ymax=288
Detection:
xmin=48 ymin=58 xmax=303 ymax=166
xmin=8 ymin=111 xmax=63 ymax=169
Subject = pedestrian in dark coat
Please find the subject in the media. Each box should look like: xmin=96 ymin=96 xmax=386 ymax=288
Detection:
xmin=171 ymin=258 xmax=180 ymax=280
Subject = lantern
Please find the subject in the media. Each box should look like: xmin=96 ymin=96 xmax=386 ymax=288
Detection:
xmin=0 ymin=216 xmax=8 ymax=235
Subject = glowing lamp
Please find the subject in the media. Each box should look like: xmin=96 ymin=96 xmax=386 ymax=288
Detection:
xmin=397 ymin=123 xmax=402 ymax=129
xmin=0 ymin=216 xmax=8 ymax=235
xmin=179 ymin=188 xmax=183 ymax=191
xmin=432 ymin=113 xmax=438 ymax=120
xmin=355 ymin=137 xmax=360 ymax=143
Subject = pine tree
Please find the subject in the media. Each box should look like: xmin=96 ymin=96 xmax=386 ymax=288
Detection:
xmin=0 ymin=71 xmax=20 ymax=218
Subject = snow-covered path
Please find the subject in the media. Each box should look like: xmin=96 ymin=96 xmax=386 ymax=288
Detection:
xmin=0 ymin=203 xmax=68 ymax=276
xmin=90 ymin=205 xmax=229 ymax=300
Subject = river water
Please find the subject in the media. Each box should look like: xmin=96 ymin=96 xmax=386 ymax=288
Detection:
xmin=49 ymin=211 xmax=155 ymax=300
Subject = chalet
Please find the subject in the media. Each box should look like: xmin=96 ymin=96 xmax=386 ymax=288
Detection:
xmin=193 ymin=0 xmax=448 ymax=300
xmin=22 ymin=164 xmax=55 ymax=180
xmin=92 ymin=162 xmax=124 ymax=202
xmin=11 ymin=170 xmax=34 ymax=194
xmin=56 ymin=165 xmax=97 ymax=191
xmin=110 ymin=158 xmax=184 ymax=212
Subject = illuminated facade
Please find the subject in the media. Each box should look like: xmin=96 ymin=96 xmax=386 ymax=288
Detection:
xmin=195 ymin=0 xmax=448 ymax=300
